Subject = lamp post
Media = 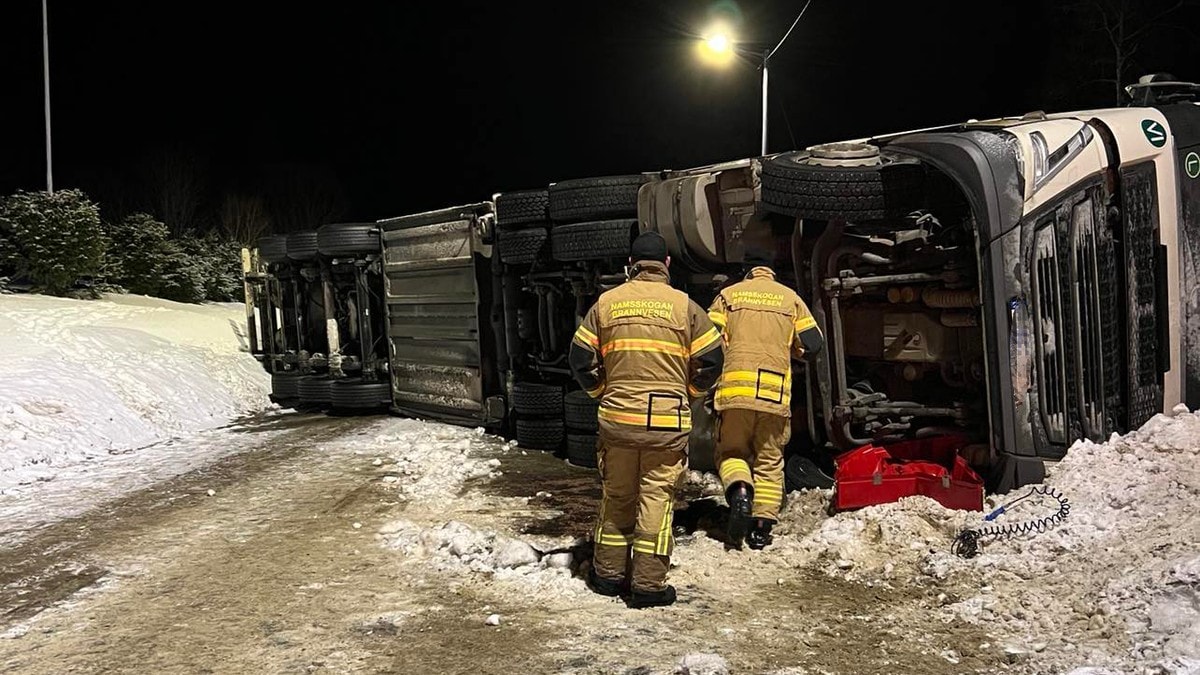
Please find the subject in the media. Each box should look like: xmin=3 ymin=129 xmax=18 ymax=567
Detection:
xmin=698 ymin=1 xmax=813 ymax=156
xmin=42 ymin=0 xmax=53 ymax=193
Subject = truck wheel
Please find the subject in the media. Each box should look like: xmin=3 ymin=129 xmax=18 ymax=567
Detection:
xmin=271 ymin=372 xmax=301 ymax=405
xmin=564 ymin=390 xmax=599 ymax=433
xmin=297 ymin=375 xmax=334 ymax=407
xmin=548 ymin=175 xmax=646 ymax=223
xmin=286 ymin=231 xmax=320 ymax=262
xmin=317 ymin=223 xmax=379 ymax=257
xmin=495 ymin=189 xmax=549 ymax=228
xmin=330 ymin=378 xmax=391 ymax=410
xmin=512 ymin=381 xmax=563 ymax=415
xmin=551 ymin=220 xmax=636 ymax=262
xmin=784 ymin=453 xmax=835 ymax=492
xmin=258 ymin=235 xmax=290 ymax=264
xmin=498 ymin=228 xmax=549 ymax=265
xmin=516 ymin=418 xmax=565 ymax=451
xmin=761 ymin=143 xmax=923 ymax=222
xmin=566 ymin=433 xmax=598 ymax=468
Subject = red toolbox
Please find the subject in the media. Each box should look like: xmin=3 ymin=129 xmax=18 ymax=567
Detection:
xmin=833 ymin=435 xmax=984 ymax=512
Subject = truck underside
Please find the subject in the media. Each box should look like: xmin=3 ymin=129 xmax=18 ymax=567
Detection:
xmin=245 ymin=98 xmax=1200 ymax=495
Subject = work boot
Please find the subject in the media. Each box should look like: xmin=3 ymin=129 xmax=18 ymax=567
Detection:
xmin=628 ymin=585 xmax=677 ymax=609
xmin=746 ymin=519 xmax=775 ymax=551
xmin=587 ymin=569 xmax=625 ymax=598
xmin=726 ymin=482 xmax=753 ymax=547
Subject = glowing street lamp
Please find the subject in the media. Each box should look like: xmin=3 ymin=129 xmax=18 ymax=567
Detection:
xmin=695 ymin=1 xmax=813 ymax=156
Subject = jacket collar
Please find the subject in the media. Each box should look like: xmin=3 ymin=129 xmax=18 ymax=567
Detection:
xmin=746 ymin=266 xmax=776 ymax=280
xmin=631 ymin=260 xmax=671 ymax=284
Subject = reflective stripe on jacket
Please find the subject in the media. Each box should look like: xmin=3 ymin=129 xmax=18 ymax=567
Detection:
xmin=568 ymin=261 xmax=723 ymax=450
xmin=707 ymin=266 xmax=822 ymax=416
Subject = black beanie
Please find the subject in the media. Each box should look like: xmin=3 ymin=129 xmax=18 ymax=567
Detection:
xmin=743 ymin=245 xmax=775 ymax=268
xmin=631 ymin=231 xmax=669 ymax=263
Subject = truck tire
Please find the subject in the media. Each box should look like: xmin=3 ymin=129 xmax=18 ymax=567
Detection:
xmin=566 ymin=433 xmax=598 ymax=468
xmin=551 ymin=220 xmax=636 ymax=262
xmin=271 ymin=372 xmax=301 ymax=401
xmin=495 ymin=189 xmax=549 ymax=228
xmin=330 ymin=378 xmax=391 ymax=410
xmin=286 ymin=231 xmax=320 ymax=262
xmin=498 ymin=228 xmax=549 ymax=265
xmin=548 ymin=175 xmax=646 ymax=223
xmin=516 ymin=418 xmax=565 ymax=451
xmin=785 ymin=453 xmax=835 ymax=491
xmin=258 ymin=235 xmax=290 ymax=264
xmin=512 ymin=381 xmax=563 ymax=415
xmin=297 ymin=375 xmax=334 ymax=406
xmin=564 ymin=390 xmax=600 ymax=432
xmin=317 ymin=223 xmax=379 ymax=257
xmin=762 ymin=144 xmax=923 ymax=222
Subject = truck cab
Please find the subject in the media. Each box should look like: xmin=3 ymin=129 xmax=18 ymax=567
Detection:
xmin=641 ymin=95 xmax=1200 ymax=491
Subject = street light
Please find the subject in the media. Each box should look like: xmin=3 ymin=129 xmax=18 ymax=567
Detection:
xmin=42 ymin=0 xmax=53 ymax=192
xmin=697 ymin=1 xmax=814 ymax=156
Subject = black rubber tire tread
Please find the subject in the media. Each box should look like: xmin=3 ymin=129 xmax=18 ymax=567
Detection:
xmin=551 ymin=220 xmax=636 ymax=262
xmin=329 ymin=378 xmax=391 ymax=409
xmin=548 ymin=174 xmax=645 ymax=223
xmin=297 ymin=375 xmax=334 ymax=405
xmin=317 ymin=223 xmax=379 ymax=257
xmin=516 ymin=418 xmax=565 ymax=451
xmin=271 ymin=372 xmax=301 ymax=399
xmin=512 ymin=381 xmax=564 ymax=416
xmin=785 ymin=453 xmax=835 ymax=491
xmin=258 ymin=235 xmax=290 ymax=264
xmin=498 ymin=228 xmax=549 ymax=265
xmin=564 ymin=390 xmax=600 ymax=433
xmin=566 ymin=433 xmax=598 ymax=468
xmin=495 ymin=189 xmax=549 ymax=227
xmin=286 ymin=231 xmax=320 ymax=261
xmin=761 ymin=153 xmax=923 ymax=221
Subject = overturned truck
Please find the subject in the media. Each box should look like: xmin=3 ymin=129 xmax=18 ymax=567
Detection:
xmin=247 ymin=90 xmax=1200 ymax=493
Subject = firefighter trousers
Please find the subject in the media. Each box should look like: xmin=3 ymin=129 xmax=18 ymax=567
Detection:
xmin=593 ymin=440 xmax=686 ymax=593
xmin=715 ymin=408 xmax=790 ymax=522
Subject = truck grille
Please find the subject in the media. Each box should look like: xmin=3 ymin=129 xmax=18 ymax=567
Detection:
xmin=1071 ymin=201 xmax=1106 ymax=438
xmin=1033 ymin=224 xmax=1068 ymax=445
xmin=1121 ymin=164 xmax=1163 ymax=429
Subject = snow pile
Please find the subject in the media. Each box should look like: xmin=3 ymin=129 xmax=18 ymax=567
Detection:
xmin=948 ymin=407 xmax=1200 ymax=672
xmin=378 ymin=519 xmax=583 ymax=595
xmin=376 ymin=420 xmax=503 ymax=501
xmin=773 ymin=407 xmax=1200 ymax=673
xmin=676 ymin=652 xmax=729 ymax=675
xmin=773 ymin=490 xmax=974 ymax=580
xmin=0 ymin=293 xmax=268 ymax=486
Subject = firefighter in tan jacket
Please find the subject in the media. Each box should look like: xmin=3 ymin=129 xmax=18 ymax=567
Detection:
xmin=708 ymin=248 xmax=824 ymax=549
xmin=569 ymin=232 xmax=723 ymax=608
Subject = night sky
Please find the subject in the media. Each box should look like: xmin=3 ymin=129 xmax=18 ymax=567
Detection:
xmin=3 ymin=1 xmax=1198 ymax=224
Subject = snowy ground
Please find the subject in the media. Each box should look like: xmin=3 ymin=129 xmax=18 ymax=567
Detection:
xmin=0 ymin=293 xmax=269 ymax=495
xmin=0 ymin=291 xmax=1197 ymax=672
xmin=0 ymin=405 xmax=1197 ymax=672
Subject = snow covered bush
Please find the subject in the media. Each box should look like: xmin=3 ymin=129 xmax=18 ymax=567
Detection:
xmin=178 ymin=234 xmax=243 ymax=302
xmin=0 ymin=190 xmax=106 ymax=295
xmin=104 ymin=213 xmax=206 ymax=303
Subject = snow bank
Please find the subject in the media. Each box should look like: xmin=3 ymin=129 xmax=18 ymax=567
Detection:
xmin=776 ymin=407 xmax=1200 ymax=673
xmin=379 ymin=518 xmax=581 ymax=595
xmin=375 ymin=420 xmax=503 ymax=501
xmin=0 ymin=293 xmax=268 ymax=486
xmin=372 ymin=420 xmax=585 ymax=595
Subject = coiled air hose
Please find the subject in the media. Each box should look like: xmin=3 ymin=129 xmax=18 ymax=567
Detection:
xmin=952 ymin=486 xmax=1070 ymax=558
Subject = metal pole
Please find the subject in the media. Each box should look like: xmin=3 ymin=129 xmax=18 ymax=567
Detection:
xmin=42 ymin=0 xmax=53 ymax=193
xmin=760 ymin=50 xmax=769 ymax=156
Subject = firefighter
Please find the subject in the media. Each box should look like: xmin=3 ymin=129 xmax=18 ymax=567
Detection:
xmin=569 ymin=232 xmax=724 ymax=608
xmin=708 ymin=247 xmax=824 ymax=550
